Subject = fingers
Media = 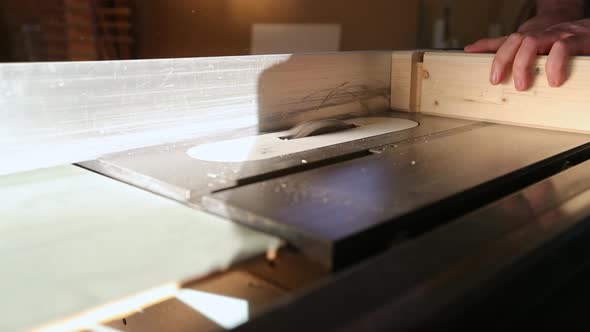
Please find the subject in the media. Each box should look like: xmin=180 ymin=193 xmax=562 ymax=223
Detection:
xmin=545 ymin=35 xmax=590 ymax=87
xmin=490 ymin=33 xmax=525 ymax=85
xmin=512 ymin=33 xmax=562 ymax=90
xmin=465 ymin=23 xmax=590 ymax=89
xmin=464 ymin=37 xmax=507 ymax=53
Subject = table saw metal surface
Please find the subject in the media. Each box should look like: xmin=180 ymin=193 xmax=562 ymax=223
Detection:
xmin=205 ymin=120 xmax=590 ymax=268
xmin=83 ymin=112 xmax=590 ymax=269
xmin=232 ymin=157 xmax=590 ymax=332
xmin=81 ymin=113 xmax=475 ymax=202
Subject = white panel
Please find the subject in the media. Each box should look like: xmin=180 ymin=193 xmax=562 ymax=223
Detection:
xmin=251 ymin=23 xmax=341 ymax=55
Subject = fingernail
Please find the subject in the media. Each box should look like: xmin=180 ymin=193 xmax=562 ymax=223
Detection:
xmin=515 ymin=78 xmax=525 ymax=91
xmin=490 ymin=72 xmax=499 ymax=85
xmin=549 ymin=76 xmax=562 ymax=87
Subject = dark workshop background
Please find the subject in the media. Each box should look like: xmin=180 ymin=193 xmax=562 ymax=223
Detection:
xmin=0 ymin=0 xmax=531 ymax=62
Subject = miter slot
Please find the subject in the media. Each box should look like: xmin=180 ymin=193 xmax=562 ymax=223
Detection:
xmin=369 ymin=121 xmax=490 ymax=154
xmin=200 ymin=118 xmax=492 ymax=194
xmin=213 ymin=121 xmax=487 ymax=193
xmin=211 ymin=149 xmax=374 ymax=194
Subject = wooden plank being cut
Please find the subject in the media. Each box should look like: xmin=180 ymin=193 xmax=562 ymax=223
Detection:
xmin=419 ymin=52 xmax=590 ymax=133
xmin=0 ymin=52 xmax=392 ymax=176
xmin=0 ymin=166 xmax=280 ymax=332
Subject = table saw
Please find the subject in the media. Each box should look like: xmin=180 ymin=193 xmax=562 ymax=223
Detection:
xmin=4 ymin=50 xmax=590 ymax=331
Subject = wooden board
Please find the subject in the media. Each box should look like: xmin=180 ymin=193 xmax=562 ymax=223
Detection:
xmin=419 ymin=52 xmax=590 ymax=133
xmin=0 ymin=165 xmax=280 ymax=331
xmin=103 ymin=271 xmax=286 ymax=332
xmin=96 ymin=247 xmax=326 ymax=332
xmin=0 ymin=52 xmax=392 ymax=176
xmin=390 ymin=51 xmax=424 ymax=112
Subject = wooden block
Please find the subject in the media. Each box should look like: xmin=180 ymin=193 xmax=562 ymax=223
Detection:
xmin=186 ymin=271 xmax=286 ymax=314
xmin=420 ymin=51 xmax=590 ymax=133
xmin=390 ymin=50 xmax=424 ymax=112
xmin=0 ymin=165 xmax=280 ymax=331
xmin=0 ymin=52 xmax=391 ymax=175
xmin=105 ymin=296 xmax=223 ymax=332
xmin=100 ymin=248 xmax=324 ymax=332
xmin=240 ymin=248 xmax=328 ymax=291
xmin=103 ymin=271 xmax=286 ymax=332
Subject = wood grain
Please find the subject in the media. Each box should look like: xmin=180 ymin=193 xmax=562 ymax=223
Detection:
xmin=390 ymin=51 xmax=424 ymax=112
xmin=0 ymin=165 xmax=279 ymax=331
xmin=0 ymin=52 xmax=392 ymax=175
xmin=420 ymin=52 xmax=590 ymax=133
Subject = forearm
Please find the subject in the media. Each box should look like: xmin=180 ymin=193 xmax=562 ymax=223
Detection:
xmin=536 ymin=0 xmax=585 ymax=19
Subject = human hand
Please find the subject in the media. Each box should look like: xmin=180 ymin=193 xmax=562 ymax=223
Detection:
xmin=465 ymin=15 xmax=590 ymax=90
